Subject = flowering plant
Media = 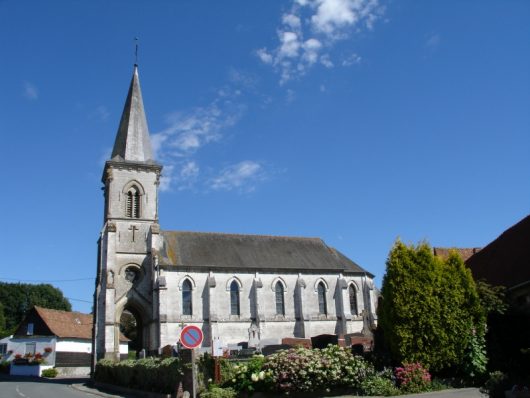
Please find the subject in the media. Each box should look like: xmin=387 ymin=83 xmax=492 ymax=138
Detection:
xmin=222 ymin=355 xmax=271 ymax=394
xmin=14 ymin=354 xmax=22 ymax=359
xmin=263 ymin=345 xmax=374 ymax=394
xmin=394 ymin=362 xmax=431 ymax=393
xmin=44 ymin=347 xmax=53 ymax=353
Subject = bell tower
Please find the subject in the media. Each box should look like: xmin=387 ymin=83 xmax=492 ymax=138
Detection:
xmin=93 ymin=65 xmax=163 ymax=363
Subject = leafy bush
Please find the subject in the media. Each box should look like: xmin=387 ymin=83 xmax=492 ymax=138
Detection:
xmin=94 ymin=357 xmax=184 ymax=394
xmin=481 ymin=371 xmax=508 ymax=398
xmin=200 ymin=384 xmax=237 ymax=398
xmin=0 ymin=361 xmax=10 ymax=374
xmin=41 ymin=368 xmax=58 ymax=378
xmin=262 ymin=345 xmax=373 ymax=394
xmin=222 ymin=355 xmax=270 ymax=394
xmin=360 ymin=369 xmax=399 ymax=396
xmin=395 ymin=363 xmax=431 ymax=393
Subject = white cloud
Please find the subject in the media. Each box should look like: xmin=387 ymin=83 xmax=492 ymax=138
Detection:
xmin=282 ymin=13 xmax=301 ymax=30
xmin=210 ymin=161 xmax=266 ymax=192
xmin=286 ymin=89 xmax=296 ymax=103
xmin=256 ymin=48 xmax=273 ymax=64
xmin=341 ymin=52 xmax=361 ymax=66
xmin=302 ymin=38 xmax=322 ymax=65
xmin=159 ymin=164 xmax=175 ymax=192
xmin=279 ymin=31 xmax=301 ymax=58
xmin=426 ymin=33 xmax=441 ymax=49
xmin=23 ymin=81 xmax=38 ymax=100
xmin=152 ymin=77 xmax=268 ymax=194
xmin=91 ymin=105 xmax=110 ymax=121
xmin=180 ymin=161 xmax=199 ymax=180
xmin=256 ymin=0 xmax=383 ymax=83
xmin=320 ymin=54 xmax=334 ymax=68
xmin=153 ymin=103 xmax=238 ymax=159
xmin=161 ymin=161 xmax=199 ymax=192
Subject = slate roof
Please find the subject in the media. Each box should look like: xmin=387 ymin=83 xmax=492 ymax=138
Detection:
xmin=111 ymin=65 xmax=154 ymax=163
xmin=34 ymin=306 xmax=94 ymax=340
xmin=433 ymin=247 xmax=481 ymax=262
xmin=466 ymin=214 xmax=530 ymax=289
xmin=159 ymin=230 xmax=371 ymax=275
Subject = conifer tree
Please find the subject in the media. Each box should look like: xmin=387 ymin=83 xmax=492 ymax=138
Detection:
xmin=379 ymin=241 xmax=486 ymax=374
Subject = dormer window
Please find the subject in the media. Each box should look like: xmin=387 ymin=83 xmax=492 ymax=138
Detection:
xmin=126 ymin=186 xmax=140 ymax=218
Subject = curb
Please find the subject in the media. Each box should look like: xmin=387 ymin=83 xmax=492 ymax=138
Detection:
xmin=71 ymin=381 xmax=172 ymax=398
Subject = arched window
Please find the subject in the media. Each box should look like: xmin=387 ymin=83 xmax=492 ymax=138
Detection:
xmin=126 ymin=186 xmax=140 ymax=218
xmin=317 ymin=282 xmax=327 ymax=315
xmin=230 ymin=281 xmax=240 ymax=316
xmin=275 ymin=281 xmax=285 ymax=315
xmin=349 ymin=284 xmax=358 ymax=315
xmin=182 ymin=279 xmax=192 ymax=315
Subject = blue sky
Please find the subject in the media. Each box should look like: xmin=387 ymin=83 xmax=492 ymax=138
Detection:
xmin=1 ymin=1 xmax=529 ymax=314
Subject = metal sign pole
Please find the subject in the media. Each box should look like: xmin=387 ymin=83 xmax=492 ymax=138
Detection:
xmin=191 ymin=348 xmax=197 ymax=398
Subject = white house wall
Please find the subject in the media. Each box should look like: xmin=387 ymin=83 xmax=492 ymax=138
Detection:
xmin=56 ymin=339 xmax=92 ymax=354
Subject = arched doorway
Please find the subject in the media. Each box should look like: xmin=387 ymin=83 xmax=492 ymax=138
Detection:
xmin=117 ymin=303 xmax=148 ymax=359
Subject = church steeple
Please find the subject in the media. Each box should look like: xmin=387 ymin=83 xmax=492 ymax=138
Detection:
xmin=111 ymin=65 xmax=154 ymax=163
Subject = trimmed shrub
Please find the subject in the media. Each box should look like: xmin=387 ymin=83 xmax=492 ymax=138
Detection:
xmin=94 ymin=357 xmax=183 ymax=394
xmin=41 ymin=368 xmax=58 ymax=378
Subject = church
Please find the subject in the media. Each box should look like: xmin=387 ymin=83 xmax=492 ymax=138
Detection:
xmin=93 ymin=65 xmax=378 ymax=361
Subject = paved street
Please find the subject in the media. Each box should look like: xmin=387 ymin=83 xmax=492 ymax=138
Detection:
xmin=0 ymin=374 xmax=487 ymax=398
xmin=0 ymin=377 xmax=91 ymax=398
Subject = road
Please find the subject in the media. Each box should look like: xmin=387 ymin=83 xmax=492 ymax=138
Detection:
xmin=0 ymin=376 xmax=108 ymax=398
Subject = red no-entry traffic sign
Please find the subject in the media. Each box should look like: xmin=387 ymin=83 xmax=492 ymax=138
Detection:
xmin=180 ymin=325 xmax=203 ymax=349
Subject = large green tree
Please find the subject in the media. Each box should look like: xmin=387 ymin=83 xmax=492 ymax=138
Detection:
xmin=378 ymin=241 xmax=486 ymax=374
xmin=0 ymin=302 xmax=6 ymax=336
xmin=0 ymin=282 xmax=71 ymax=336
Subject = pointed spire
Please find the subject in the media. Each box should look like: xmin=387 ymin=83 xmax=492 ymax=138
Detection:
xmin=111 ymin=65 xmax=154 ymax=163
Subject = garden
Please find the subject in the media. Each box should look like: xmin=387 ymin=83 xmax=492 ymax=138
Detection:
xmin=95 ymin=345 xmax=444 ymax=397
xmin=93 ymin=241 xmax=529 ymax=397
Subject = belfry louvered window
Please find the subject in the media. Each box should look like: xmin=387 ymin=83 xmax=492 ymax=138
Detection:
xmin=182 ymin=279 xmax=192 ymax=316
xmin=275 ymin=281 xmax=285 ymax=315
xmin=126 ymin=187 xmax=140 ymax=218
xmin=230 ymin=281 xmax=240 ymax=316
xmin=318 ymin=282 xmax=327 ymax=315
xmin=349 ymin=285 xmax=358 ymax=315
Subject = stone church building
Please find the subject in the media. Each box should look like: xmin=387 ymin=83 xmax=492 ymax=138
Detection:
xmin=93 ymin=66 xmax=378 ymax=361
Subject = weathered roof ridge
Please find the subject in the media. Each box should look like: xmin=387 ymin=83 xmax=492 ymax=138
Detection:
xmin=159 ymin=230 xmax=369 ymax=274
xmin=111 ymin=65 xmax=154 ymax=162
xmin=162 ymin=229 xmax=324 ymax=242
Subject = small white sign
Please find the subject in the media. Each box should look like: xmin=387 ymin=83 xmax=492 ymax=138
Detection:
xmin=212 ymin=338 xmax=224 ymax=357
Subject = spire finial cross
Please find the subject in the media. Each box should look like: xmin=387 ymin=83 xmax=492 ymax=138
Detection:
xmin=134 ymin=37 xmax=139 ymax=66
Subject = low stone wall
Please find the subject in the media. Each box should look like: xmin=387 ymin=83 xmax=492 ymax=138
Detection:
xmin=56 ymin=366 xmax=90 ymax=377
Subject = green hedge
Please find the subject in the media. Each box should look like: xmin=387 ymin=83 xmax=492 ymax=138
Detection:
xmin=94 ymin=357 xmax=184 ymax=394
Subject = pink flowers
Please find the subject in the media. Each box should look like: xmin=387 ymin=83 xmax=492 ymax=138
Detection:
xmin=395 ymin=362 xmax=431 ymax=393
